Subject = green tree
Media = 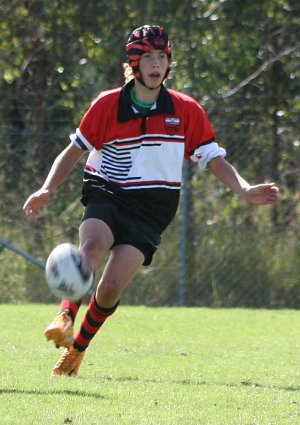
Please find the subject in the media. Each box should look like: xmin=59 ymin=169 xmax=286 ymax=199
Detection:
xmin=0 ymin=0 xmax=299 ymax=305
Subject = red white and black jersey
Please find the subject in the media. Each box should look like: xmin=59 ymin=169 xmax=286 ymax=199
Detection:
xmin=71 ymin=80 xmax=218 ymax=233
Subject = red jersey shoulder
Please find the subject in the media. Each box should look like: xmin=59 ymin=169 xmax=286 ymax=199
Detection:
xmin=79 ymin=87 xmax=122 ymax=148
xmin=90 ymin=86 xmax=122 ymax=107
xmin=166 ymin=88 xmax=215 ymax=156
xmin=167 ymin=88 xmax=205 ymax=111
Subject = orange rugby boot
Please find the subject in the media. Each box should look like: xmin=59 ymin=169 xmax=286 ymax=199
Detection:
xmin=51 ymin=346 xmax=85 ymax=377
xmin=44 ymin=310 xmax=74 ymax=348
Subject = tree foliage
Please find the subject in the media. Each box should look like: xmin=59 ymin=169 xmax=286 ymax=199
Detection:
xmin=0 ymin=0 xmax=299 ymax=306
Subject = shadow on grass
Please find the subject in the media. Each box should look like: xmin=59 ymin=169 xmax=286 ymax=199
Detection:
xmin=0 ymin=388 xmax=106 ymax=399
xmin=239 ymin=380 xmax=300 ymax=392
xmin=101 ymin=375 xmax=300 ymax=392
xmin=1 ymin=378 xmax=298 ymax=399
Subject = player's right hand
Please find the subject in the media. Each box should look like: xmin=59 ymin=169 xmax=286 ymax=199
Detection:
xmin=23 ymin=189 xmax=50 ymax=221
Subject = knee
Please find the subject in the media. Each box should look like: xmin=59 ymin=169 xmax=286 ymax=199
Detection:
xmin=80 ymin=238 xmax=109 ymax=268
xmin=79 ymin=219 xmax=114 ymax=268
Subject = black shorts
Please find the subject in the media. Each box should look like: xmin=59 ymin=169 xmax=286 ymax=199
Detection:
xmin=81 ymin=201 xmax=161 ymax=266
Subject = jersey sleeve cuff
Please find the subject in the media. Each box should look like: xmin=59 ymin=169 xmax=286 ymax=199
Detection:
xmin=70 ymin=128 xmax=94 ymax=151
xmin=190 ymin=141 xmax=226 ymax=170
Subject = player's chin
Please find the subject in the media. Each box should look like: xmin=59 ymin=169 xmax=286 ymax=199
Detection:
xmin=146 ymin=83 xmax=162 ymax=90
xmin=145 ymin=78 xmax=163 ymax=89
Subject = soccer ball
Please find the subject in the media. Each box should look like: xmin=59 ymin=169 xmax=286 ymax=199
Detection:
xmin=45 ymin=243 xmax=94 ymax=300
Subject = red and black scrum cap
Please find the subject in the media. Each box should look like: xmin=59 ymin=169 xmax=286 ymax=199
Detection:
xmin=126 ymin=25 xmax=172 ymax=73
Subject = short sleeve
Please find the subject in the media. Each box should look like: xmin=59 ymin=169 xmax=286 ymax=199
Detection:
xmin=183 ymin=98 xmax=216 ymax=159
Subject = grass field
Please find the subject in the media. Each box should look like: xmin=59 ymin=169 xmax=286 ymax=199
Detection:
xmin=0 ymin=305 xmax=299 ymax=425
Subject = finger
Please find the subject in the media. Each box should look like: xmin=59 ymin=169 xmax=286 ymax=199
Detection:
xmin=23 ymin=200 xmax=30 ymax=210
xmin=24 ymin=206 xmax=38 ymax=219
xmin=258 ymin=182 xmax=278 ymax=190
xmin=266 ymin=194 xmax=280 ymax=204
xmin=23 ymin=196 xmax=36 ymax=211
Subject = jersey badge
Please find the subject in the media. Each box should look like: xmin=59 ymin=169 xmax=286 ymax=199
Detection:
xmin=164 ymin=117 xmax=180 ymax=135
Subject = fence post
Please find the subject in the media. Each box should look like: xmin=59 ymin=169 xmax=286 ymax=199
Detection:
xmin=179 ymin=158 xmax=188 ymax=306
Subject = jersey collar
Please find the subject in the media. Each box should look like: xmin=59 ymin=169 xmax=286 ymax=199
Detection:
xmin=118 ymin=79 xmax=175 ymax=122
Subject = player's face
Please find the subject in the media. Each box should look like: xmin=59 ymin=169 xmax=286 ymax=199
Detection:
xmin=139 ymin=50 xmax=169 ymax=89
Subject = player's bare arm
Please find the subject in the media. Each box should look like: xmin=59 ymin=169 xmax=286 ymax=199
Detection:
xmin=208 ymin=156 xmax=280 ymax=205
xmin=23 ymin=143 xmax=85 ymax=221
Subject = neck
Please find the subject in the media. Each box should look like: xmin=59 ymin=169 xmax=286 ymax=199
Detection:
xmin=133 ymin=79 xmax=161 ymax=104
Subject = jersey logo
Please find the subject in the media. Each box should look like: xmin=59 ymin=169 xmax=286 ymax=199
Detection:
xmin=164 ymin=117 xmax=180 ymax=135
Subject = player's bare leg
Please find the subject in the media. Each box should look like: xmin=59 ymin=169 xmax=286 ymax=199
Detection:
xmin=51 ymin=244 xmax=144 ymax=376
xmin=95 ymin=244 xmax=145 ymax=307
xmin=45 ymin=218 xmax=114 ymax=348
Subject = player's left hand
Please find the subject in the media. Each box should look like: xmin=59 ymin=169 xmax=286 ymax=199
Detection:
xmin=244 ymin=183 xmax=280 ymax=205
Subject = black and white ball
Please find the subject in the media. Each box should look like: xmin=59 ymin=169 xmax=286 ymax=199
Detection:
xmin=45 ymin=243 xmax=94 ymax=300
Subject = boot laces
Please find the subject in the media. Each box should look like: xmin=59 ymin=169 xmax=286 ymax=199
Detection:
xmin=57 ymin=348 xmax=80 ymax=373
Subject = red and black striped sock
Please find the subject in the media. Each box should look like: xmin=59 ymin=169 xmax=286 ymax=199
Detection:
xmin=73 ymin=294 xmax=119 ymax=352
xmin=60 ymin=299 xmax=83 ymax=323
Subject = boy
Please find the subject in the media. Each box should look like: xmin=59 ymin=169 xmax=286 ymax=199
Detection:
xmin=23 ymin=25 xmax=279 ymax=376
